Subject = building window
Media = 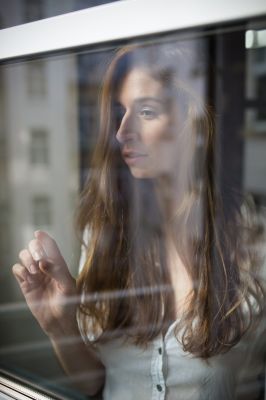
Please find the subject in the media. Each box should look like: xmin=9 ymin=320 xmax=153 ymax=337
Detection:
xmin=30 ymin=128 xmax=49 ymax=165
xmin=32 ymin=196 xmax=51 ymax=228
xmin=27 ymin=60 xmax=46 ymax=97
xmin=257 ymin=74 xmax=266 ymax=121
xmin=24 ymin=0 xmax=44 ymax=23
xmin=0 ymin=135 xmax=6 ymax=163
xmin=255 ymin=47 xmax=266 ymax=63
xmin=0 ymin=202 xmax=10 ymax=265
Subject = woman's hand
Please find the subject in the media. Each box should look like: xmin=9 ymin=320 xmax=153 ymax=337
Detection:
xmin=12 ymin=230 xmax=78 ymax=338
xmin=13 ymin=231 xmax=105 ymax=396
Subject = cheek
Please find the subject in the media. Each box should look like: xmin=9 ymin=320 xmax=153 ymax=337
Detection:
xmin=141 ymin=118 xmax=175 ymax=145
xmin=142 ymin=124 xmax=178 ymax=155
xmin=151 ymin=123 xmax=180 ymax=172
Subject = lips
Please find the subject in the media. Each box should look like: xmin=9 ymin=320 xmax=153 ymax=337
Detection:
xmin=123 ymin=151 xmax=147 ymax=158
xmin=122 ymin=149 xmax=147 ymax=165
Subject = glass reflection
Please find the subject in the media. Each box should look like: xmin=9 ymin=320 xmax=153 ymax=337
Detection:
xmin=0 ymin=27 xmax=265 ymax=399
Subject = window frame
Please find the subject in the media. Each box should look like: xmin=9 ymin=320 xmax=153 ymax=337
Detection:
xmin=0 ymin=0 xmax=265 ymax=62
xmin=0 ymin=367 xmax=80 ymax=400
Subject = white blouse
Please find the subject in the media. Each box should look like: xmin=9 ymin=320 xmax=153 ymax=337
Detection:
xmin=78 ymin=233 xmax=265 ymax=400
xmin=93 ymin=322 xmax=264 ymax=400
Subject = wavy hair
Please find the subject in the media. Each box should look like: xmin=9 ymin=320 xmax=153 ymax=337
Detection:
xmin=76 ymin=44 xmax=265 ymax=358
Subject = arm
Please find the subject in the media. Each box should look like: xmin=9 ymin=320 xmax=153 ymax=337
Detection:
xmin=50 ymin=324 xmax=105 ymax=396
xmin=12 ymin=230 xmax=105 ymax=397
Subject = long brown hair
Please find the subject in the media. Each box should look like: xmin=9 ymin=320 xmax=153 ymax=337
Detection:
xmin=76 ymin=43 xmax=265 ymax=358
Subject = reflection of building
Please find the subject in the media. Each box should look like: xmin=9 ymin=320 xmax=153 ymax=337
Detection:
xmin=0 ymin=52 xmax=11 ymax=285
xmin=0 ymin=13 xmax=12 ymax=304
xmin=0 ymin=0 xmax=119 ymax=29
xmin=244 ymin=42 xmax=266 ymax=203
xmin=6 ymin=55 xmax=79 ymax=278
xmin=244 ymin=39 xmax=266 ymax=277
xmin=0 ymin=1 xmax=80 ymax=305
xmin=0 ymin=0 xmax=112 ymax=378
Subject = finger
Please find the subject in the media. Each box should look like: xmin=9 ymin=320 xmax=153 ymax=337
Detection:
xmin=28 ymin=238 xmax=47 ymax=262
xmin=34 ymin=231 xmax=74 ymax=292
xmin=39 ymin=259 xmax=75 ymax=293
xmin=13 ymin=264 xmax=43 ymax=301
xmin=12 ymin=263 xmax=35 ymax=291
xmin=34 ymin=231 xmax=65 ymax=265
xmin=19 ymin=248 xmax=39 ymax=275
xmin=34 ymin=231 xmax=74 ymax=288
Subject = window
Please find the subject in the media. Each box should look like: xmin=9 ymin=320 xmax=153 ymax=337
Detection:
xmin=0 ymin=202 xmax=10 ymax=272
xmin=0 ymin=0 xmax=121 ymax=29
xmin=0 ymin=2 xmax=266 ymax=400
xmin=257 ymin=74 xmax=266 ymax=120
xmin=30 ymin=128 xmax=49 ymax=165
xmin=27 ymin=61 xmax=46 ymax=97
xmin=32 ymin=196 xmax=51 ymax=228
xmin=24 ymin=0 xmax=44 ymax=23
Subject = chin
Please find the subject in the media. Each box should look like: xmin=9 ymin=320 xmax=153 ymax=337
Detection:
xmin=129 ymin=167 xmax=154 ymax=179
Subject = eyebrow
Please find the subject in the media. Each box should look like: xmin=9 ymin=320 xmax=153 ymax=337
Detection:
xmin=134 ymin=97 xmax=164 ymax=104
xmin=115 ymin=97 xmax=166 ymax=109
xmin=115 ymin=96 xmax=165 ymax=106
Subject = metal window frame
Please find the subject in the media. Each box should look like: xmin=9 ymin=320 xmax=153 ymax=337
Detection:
xmin=0 ymin=368 xmax=74 ymax=400
xmin=0 ymin=0 xmax=265 ymax=62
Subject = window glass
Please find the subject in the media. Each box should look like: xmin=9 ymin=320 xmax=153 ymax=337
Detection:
xmin=27 ymin=61 xmax=46 ymax=98
xmin=30 ymin=128 xmax=49 ymax=165
xmin=0 ymin=21 xmax=266 ymax=399
xmin=0 ymin=51 xmax=81 ymax=397
xmin=32 ymin=195 xmax=51 ymax=228
xmin=24 ymin=0 xmax=44 ymax=23
xmin=0 ymin=0 xmax=121 ymax=30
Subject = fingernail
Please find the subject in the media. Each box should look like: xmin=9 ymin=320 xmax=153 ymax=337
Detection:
xmin=30 ymin=264 xmax=39 ymax=274
xmin=32 ymin=250 xmax=44 ymax=261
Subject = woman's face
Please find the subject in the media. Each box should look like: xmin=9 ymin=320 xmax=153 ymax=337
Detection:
xmin=116 ymin=68 xmax=180 ymax=179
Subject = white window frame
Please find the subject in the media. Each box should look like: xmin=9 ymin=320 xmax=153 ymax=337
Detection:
xmin=0 ymin=0 xmax=265 ymax=62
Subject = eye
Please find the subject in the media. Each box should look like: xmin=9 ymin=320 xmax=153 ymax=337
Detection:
xmin=139 ymin=107 xmax=158 ymax=120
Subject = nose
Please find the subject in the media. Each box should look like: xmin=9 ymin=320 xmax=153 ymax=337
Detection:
xmin=116 ymin=111 xmax=138 ymax=144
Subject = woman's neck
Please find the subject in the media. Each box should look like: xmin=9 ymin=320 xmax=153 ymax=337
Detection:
xmin=165 ymin=232 xmax=193 ymax=317
xmin=155 ymin=174 xmax=182 ymax=222
xmin=154 ymin=176 xmax=194 ymax=316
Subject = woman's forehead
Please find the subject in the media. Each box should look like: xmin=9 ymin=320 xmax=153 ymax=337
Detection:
xmin=117 ymin=68 xmax=166 ymax=103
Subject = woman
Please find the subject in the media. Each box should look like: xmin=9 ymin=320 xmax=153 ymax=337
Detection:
xmin=12 ymin=44 xmax=265 ymax=399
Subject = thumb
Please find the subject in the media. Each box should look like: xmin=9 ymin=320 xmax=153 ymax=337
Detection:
xmin=39 ymin=258 xmax=75 ymax=293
